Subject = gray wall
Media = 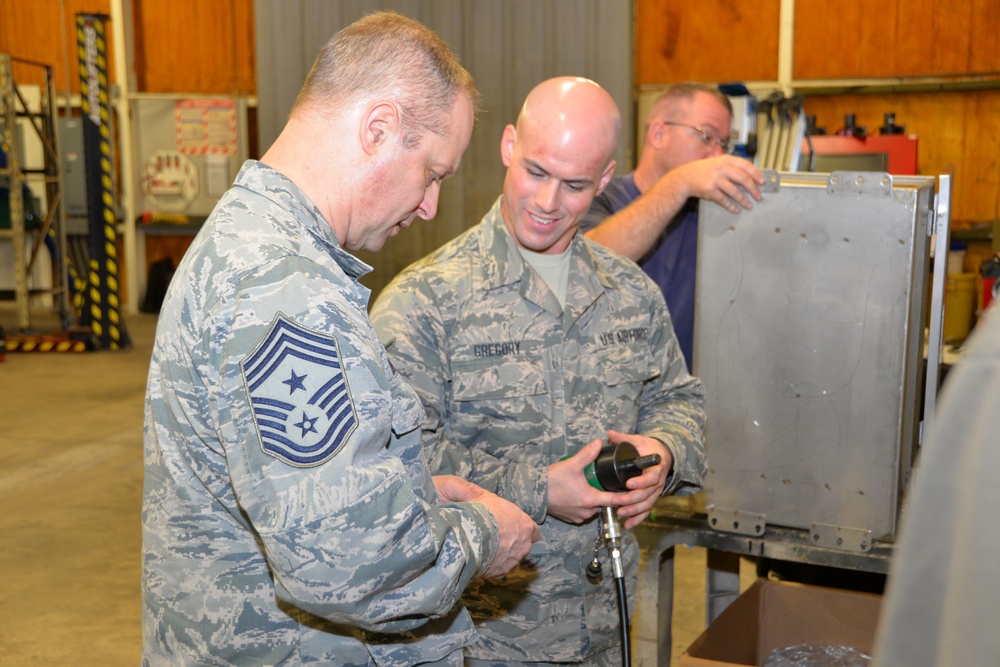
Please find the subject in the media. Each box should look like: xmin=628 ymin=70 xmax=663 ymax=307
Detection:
xmin=255 ymin=0 xmax=633 ymax=298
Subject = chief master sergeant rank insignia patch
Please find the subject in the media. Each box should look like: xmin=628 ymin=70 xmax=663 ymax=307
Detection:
xmin=241 ymin=314 xmax=358 ymax=467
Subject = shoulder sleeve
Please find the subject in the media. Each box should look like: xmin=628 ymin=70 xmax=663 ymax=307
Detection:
xmin=212 ymin=256 xmax=497 ymax=632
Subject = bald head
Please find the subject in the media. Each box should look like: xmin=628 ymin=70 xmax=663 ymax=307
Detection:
xmin=499 ymin=77 xmax=621 ymax=255
xmin=516 ymin=77 xmax=621 ymax=169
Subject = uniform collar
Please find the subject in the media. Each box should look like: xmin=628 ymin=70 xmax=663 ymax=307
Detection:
xmin=233 ymin=160 xmax=371 ymax=280
xmin=476 ymin=196 xmax=613 ymax=320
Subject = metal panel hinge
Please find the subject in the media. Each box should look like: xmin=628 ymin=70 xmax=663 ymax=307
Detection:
xmin=930 ymin=191 xmax=948 ymax=237
xmin=810 ymin=522 xmax=873 ymax=553
xmin=827 ymin=171 xmax=892 ymax=197
xmin=708 ymin=507 xmax=766 ymax=536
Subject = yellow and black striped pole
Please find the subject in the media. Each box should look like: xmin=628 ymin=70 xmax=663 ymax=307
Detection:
xmin=76 ymin=13 xmax=130 ymax=350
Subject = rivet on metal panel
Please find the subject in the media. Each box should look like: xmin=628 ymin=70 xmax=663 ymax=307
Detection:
xmin=761 ymin=169 xmax=781 ymax=193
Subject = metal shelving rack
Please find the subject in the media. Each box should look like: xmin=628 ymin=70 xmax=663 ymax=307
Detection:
xmin=0 ymin=54 xmax=71 ymax=333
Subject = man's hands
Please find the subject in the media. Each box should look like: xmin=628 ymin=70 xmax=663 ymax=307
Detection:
xmin=584 ymin=154 xmax=765 ymax=263
xmin=432 ymin=428 xmax=673 ymax=579
xmin=669 ymin=154 xmax=765 ymax=215
xmin=602 ymin=430 xmax=672 ymax=530
xmin=547 ymin=438 xmax=620 ymax=524
xmin=546 ymin=434 xmax=671 ymax=530
xmin=433 ymin=475 xmax=540 ymax=579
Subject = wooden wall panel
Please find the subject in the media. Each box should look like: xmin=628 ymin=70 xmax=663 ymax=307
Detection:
xmin=636 ymin=0 xmax=1000 ymax=227
xmin=635 ymin=0 xmax=780 ymax=84
xmin=0 ymin=0 xmax=113 ymax=92
xmin=802 ymin=90 xmax=1000 ymax=225
xmin=0 ymin=0 xmax=256 ymax=95
xmin=133 ymin=0 xmax=255 ymax=94
xmin=795 ymin=0 xmax=1000 ymax=79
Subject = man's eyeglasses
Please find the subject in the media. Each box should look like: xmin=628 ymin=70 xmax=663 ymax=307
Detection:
xmin=662 ymin=121 xmax=731 ymax=154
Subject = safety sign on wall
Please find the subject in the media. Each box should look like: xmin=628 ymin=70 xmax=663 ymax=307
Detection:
xmin=134 ymin=95 xmax=249 ymax=217
xmin=174 ymin=98 xmax=237 ymax=156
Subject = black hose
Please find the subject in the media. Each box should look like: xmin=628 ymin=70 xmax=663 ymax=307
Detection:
xmin=615 ymin=574 xmax=630 ymax=667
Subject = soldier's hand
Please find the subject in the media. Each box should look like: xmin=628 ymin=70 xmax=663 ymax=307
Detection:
xmin=547 ymin=438 xmax=619 ymax=524
xmin=433 ymin=474 xmax=486 ymax=503
xmin=471 ymin=489 xmax=541 ymax=579
xmin=605 ymin=430 xmax=672 ymax=530
xmin=436 ymin=476 xmax=540 ymax=578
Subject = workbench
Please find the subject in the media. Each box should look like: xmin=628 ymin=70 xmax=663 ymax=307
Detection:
xmin=631 ymin=496 xmax=894 ymax=666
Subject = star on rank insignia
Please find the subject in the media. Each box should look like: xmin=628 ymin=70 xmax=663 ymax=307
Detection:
xmin=241 ymin=314 xmax=357 ymax=467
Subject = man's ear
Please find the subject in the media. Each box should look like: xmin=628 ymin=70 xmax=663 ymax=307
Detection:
xmin=500 ymin=124 xmax=517 ymax=167
xmin=647 ymin=119 xmax=666 ymax=149
xmin=595 ymin=159 xmax=617 ymax=197
xmin=360 ymin=101 xmax=400 ymax=156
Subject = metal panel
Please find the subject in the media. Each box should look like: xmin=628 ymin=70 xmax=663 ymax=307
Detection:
xmin=695 ymin=171 xmax=935 ymax=542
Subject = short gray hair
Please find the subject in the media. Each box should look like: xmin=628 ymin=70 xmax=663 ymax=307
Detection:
xmin=648 ymin=83 xmax=733 ymax=121
xmin=292 ymin=11 xmax=479 ymax=148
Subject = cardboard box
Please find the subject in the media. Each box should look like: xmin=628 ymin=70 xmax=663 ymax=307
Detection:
xmin=680 ymin=579 xmax=882 ymax=667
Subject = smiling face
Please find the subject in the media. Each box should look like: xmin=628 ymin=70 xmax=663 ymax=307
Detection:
xmin=347 ymin=92 xmax=474 ymax=253
xmin=498 ymin=78 xmax=619 ymax=255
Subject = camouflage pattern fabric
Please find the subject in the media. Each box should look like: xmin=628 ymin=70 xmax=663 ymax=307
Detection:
xmin=142 ymin=161 xmax=500 ymax=666
xmin=466 ymin=646 xmax=619 ymax=667
xmin=371 ymin=197 xmax=706 ymax=664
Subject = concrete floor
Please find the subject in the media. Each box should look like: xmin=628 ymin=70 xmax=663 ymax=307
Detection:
xmin=0 ymin=306 xmax=750 ymax=666
xmin=0 ymin=309 xmax=154 ymax=666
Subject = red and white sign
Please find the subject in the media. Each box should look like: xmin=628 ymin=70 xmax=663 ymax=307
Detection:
xmin=175 ymin=98 xmax=237 ymax=156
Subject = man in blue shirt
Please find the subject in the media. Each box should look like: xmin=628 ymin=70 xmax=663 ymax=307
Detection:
xmin=579 ymin=83 xmax=765 ymax=370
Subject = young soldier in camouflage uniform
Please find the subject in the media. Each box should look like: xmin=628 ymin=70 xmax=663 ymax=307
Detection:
xmin=371 ymin=78 xmax=706 ymax=666
xmin=142 ymin=13 xmax=539 ymax=666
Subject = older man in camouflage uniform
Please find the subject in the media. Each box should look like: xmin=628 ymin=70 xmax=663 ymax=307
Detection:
xmin=371 ymin=78 xmax=706 ymax=666
xmin=142 ymin=13 xmax=539 ymax=667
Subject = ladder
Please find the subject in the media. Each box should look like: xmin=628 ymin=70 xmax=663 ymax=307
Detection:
xmin=0 ymin=54 xmax=72 ymax=333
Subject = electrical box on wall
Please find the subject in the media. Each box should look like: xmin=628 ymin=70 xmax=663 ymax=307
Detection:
xmin=132 ymin=96 xmax=249 ymax=217
xmin=59 ymin=117 xmax=88 ymax=218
